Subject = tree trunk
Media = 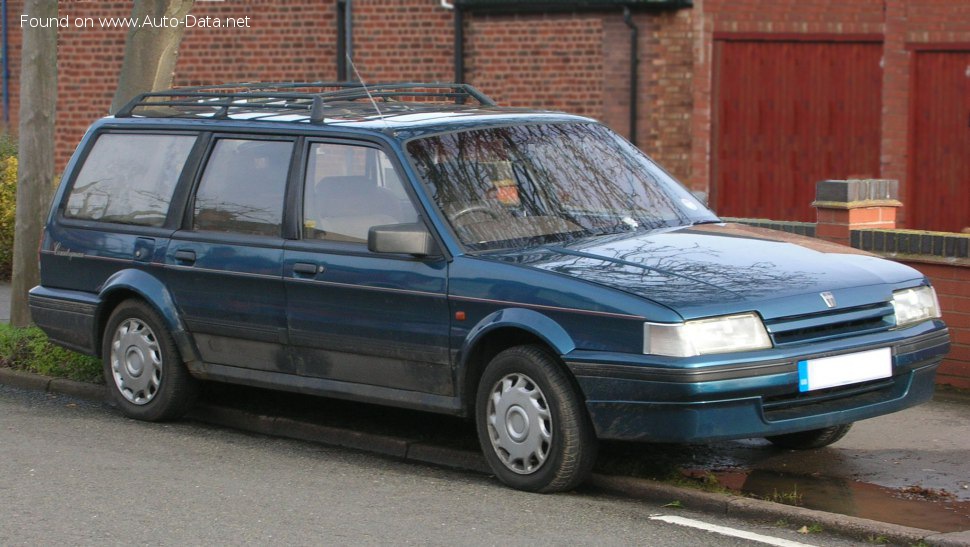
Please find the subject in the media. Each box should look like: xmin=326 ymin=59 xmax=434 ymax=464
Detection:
xmin=10 ymin=0 xmax=57 ymax=327
xmin=110 ymin=0 xmax=195 ymax=115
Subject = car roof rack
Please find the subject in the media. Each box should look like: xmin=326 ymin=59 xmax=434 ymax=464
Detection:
xmin=115 ymin=82 xmax=497 ymax=123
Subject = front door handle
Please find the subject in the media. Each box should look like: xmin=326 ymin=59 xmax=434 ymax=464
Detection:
xmin=174 ymin=250 xmax=196 ymax=265
xmin=293 ymin=262 xmax=323 ymax=276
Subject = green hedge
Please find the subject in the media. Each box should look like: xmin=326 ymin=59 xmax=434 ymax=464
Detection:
xmin=0 ymin=323 xmax=103 ymax=383
xmin=0 ymin=134 xmax=15 ymax=280
xmin=0 ymin=132 xmax=16 ymax=159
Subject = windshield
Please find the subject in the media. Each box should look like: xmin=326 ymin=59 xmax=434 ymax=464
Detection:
xmin=406 ymin=122 xmax=718 ymax=251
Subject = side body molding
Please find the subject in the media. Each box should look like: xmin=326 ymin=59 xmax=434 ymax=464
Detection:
xmin=98 ymin=269 xmax=202 ymax=365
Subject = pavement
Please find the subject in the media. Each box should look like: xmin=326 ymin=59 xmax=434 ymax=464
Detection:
xmin=1 ymin=282 xmax=969 ymax=545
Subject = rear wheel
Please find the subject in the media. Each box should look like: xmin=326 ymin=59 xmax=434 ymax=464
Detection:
xmin=765 ymin=423 xmax=853 ymax=449
xmin=102 ymin=300 xmax=198 ymax=421
xmin=475 ymin=345 xmax=597 ymax=493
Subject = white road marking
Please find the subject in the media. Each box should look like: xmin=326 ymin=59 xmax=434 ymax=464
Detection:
xmin=649 ymin=515 xmax=816 ymax=547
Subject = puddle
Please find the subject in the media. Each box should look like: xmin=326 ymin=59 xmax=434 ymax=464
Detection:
xmin=684 ymin=469 xmax=970 ymax=533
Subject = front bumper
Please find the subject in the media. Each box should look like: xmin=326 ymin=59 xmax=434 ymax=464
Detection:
xmin=566 ymin=323 xmax=950 ymax=442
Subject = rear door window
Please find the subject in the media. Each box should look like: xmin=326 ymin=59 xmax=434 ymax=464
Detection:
xmin=192 ymin=139 xmax=293 ymax=237
xmin=64 ymin=133 xmax=196 ymax=227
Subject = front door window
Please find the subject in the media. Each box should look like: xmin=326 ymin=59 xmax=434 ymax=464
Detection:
xmin=302 ymin=143 xmax=418 ymax=243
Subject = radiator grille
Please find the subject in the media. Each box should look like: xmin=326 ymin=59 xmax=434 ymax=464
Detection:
xmin=765 ymin=303 xmax=894 ymax=346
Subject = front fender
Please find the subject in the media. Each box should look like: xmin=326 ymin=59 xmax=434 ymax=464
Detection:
xmin=460 ymin=307 xmax=576 ymax=368
xmin=98 ymin=269 xmax=201 ymax=364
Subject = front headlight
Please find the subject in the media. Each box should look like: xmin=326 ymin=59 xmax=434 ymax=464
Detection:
xmin=892 ymin=286 xmax=941 ymax=327
xmin=644 ymin=313 xmax=772 ymax=357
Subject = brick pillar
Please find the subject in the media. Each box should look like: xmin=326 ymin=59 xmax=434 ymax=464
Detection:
xmin=812 ymin=179 xmax=902 ymax=246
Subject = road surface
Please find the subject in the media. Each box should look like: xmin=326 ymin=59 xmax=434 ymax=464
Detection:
xmin=0 ymin=385 xmax=863 ymax=546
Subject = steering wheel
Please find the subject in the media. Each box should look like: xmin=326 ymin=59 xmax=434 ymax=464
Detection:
xmin=449 ymin=204 xmax=501 ymax=223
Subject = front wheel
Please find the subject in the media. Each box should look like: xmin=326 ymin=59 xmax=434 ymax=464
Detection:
xmin=102 ymin=299 xmax=198 ymax=421
xmin=765 ymin=423 xmax=853 ymax=450
xmin=475 ymin=345 xmax=597 ymax=493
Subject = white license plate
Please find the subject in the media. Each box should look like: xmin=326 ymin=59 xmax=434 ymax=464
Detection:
xmin=797 ymin=347 xmax=892 ymax=392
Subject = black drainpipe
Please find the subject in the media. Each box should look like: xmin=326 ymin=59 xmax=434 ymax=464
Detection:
xmin=622 ymin=6 xmax=639 ymax=146
xmin=336 ymin=0 xmax=355 ymax=81
xmin=336 ymin=0 xmax=347 ymax=80
xmin=454 ymin=5 xmax=465 ymax=84
xmin=345 ymin=0 xmax=355 ymax=80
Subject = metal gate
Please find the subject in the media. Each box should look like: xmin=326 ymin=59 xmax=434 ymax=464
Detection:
xmin=909 ymin=49 xmax=970 ymax=233
xmin=712 ymin=37 xmax=883 ymax=221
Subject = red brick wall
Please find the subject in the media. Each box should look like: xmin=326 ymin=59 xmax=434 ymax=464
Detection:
xmin=901 ymin=261 xmax=970 ymax=390
xmin=600 ymin=15 xmax=632 ymax=141
xmin=174 ymin=1 xmax=338 ymax=86
xmin=465 ymin=13 xmax=604 ymax=119
xmin=638 ymin=9 xmax=693 ymax=185
xmin=4 ymin=0 xmax=24 ymax=143
xmin=353 ymin=0 xmax=453 ymax=82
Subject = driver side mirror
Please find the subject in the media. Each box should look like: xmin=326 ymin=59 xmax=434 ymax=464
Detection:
xmin=368 ymin=223 xmax=440 ymax=257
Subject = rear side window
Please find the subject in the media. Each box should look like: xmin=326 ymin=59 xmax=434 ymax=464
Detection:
xmin=64 ymin=133 xmax=196 ymax=227
xmin=193 ymin=139 xmax=293 ymax=237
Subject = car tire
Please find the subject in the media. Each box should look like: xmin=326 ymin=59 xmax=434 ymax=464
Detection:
xmin=475 ymin=345 xmax=597 ymax=493
xmin=102 ymin=299 xmax=198 ymax=421
xmin=765 ymin=423 xmax=853 ymax=450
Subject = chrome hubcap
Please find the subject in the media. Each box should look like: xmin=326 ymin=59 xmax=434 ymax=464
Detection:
xmin=486 ymin=373 xmax=552 ymax=475
xmin=110 ymin=318 xmax=162 ymax=405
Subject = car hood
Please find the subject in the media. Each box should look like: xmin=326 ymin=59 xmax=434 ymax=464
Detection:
xmin=480 ymin=223 xmax=921 ymax=320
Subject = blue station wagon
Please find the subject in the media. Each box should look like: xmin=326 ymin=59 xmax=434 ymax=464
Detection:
xmin=30 ymin=83 xmax=950 ymax=492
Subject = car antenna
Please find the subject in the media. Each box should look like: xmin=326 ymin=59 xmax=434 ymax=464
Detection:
xmin=346 ymin=54 xmax=389 ymax=130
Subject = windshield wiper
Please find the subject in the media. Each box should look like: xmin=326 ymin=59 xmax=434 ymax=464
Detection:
xmin=690 ymin=219 xmax=722 ymax=226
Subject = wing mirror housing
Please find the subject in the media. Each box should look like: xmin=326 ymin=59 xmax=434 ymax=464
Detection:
xmin=368 ymin=223 xmax=440 ymax=257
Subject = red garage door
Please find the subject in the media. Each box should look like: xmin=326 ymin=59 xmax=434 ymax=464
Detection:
xmin=909 ymin=50 xmax=970 ymax=233
xmin=713 ymin=38 xmax=883 ymax=221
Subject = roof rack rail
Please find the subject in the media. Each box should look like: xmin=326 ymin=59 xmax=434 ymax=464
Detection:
xmin=115 ymin=82 xmax=497 ymax=123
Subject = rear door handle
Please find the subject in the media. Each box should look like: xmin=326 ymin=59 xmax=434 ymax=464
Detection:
xmin=293 ymin=262 xmax=323 ymax=276
xmin=174 ymin=250 xmax=196 ymax=264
